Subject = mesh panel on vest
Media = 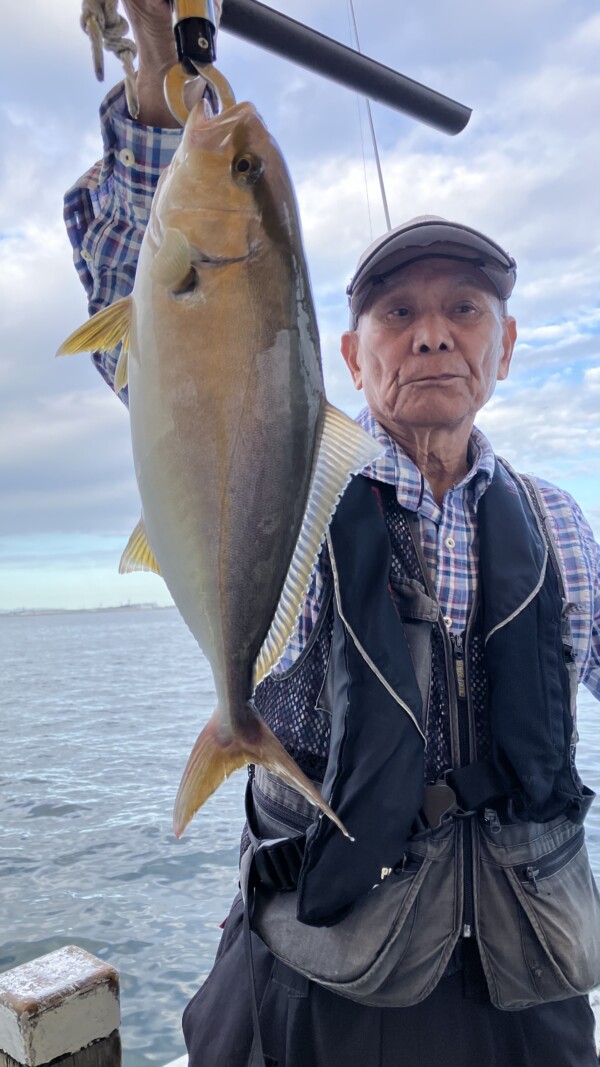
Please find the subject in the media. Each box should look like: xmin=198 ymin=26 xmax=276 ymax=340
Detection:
xmin=468 ymin=628 xmax=491 ymax=761
xmin=252 ymin=611 xmax=333 ymax=784
xmin=425 ymin=627 xmax=453 ymax=782
xmin=379 ymin=490 xmax=424 ymax=584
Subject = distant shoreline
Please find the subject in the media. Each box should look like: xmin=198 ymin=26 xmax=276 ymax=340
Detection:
xmin=0 ymin=603 xmax=175 ymax=619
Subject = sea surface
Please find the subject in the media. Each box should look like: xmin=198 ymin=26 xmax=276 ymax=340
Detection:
xmin=1 ymin=607 xmax=600 ymax=1066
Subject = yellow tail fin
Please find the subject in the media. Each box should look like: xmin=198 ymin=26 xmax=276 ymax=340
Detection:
xmin=173 ymin=706 xmax=350 ymax=840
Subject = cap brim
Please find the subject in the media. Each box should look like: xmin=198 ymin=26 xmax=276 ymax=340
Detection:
xmin=348 ymin=219 xmax=517 ymax=324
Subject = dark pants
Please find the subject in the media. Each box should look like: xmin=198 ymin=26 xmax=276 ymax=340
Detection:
xmin=183 ymin=896 xmax=598 ymax=1067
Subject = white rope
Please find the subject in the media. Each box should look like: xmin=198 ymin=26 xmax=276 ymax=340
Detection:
xmin=81 ymin=0 xmax=140 ymax=118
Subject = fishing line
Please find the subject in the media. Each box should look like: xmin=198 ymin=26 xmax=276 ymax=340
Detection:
xmin=346 ymin=6 xmax=374 ymax=242
xmin=346 ymin=0 xmax=392 ymax=233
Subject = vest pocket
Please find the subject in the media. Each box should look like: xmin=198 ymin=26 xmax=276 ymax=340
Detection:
xmin=477 ymin=815 xmax=600 ymax=1009
xmin=253 ymin=819 xmax=462 ymax=1006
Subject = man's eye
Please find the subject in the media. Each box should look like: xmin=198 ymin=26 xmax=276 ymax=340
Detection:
xmin=456 ymin=303 xmax=476 ymax=314
xmin=389 ymin=307 xmax=410 ymax=318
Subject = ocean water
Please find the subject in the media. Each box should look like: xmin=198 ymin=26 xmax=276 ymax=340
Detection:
xmin=0 ymin=608 xmax=242 ymax=1067
xmin=1 ymin=607 xmax=600 ymax=1066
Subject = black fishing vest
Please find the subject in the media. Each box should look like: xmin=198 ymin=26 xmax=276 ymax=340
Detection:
xmin=251 ymin=460 xmax=583 ymax=926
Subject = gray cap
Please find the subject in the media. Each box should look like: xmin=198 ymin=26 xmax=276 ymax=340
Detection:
xmin=347 ymin=215 xmax=517 ymax=327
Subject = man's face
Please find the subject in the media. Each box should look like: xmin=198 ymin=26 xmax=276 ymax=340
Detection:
xmin=341 ymin=258 xmax=517 ymax=437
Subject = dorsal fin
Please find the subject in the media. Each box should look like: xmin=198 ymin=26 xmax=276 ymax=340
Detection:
xmin=252 ymin=403 xmax=384 ymax=689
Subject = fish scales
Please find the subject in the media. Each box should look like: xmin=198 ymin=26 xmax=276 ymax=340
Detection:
xmin=58 ymin=99 xmax=383 ymax=839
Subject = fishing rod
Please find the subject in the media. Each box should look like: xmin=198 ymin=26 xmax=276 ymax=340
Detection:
xmin=166 ymin=0 xmax=471 ymax=135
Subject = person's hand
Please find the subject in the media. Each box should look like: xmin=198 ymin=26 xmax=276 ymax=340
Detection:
xmin=122 ymin=0 xmax=175 ymax=79
xmin=121 ymin=0 xmax=223 ymax=127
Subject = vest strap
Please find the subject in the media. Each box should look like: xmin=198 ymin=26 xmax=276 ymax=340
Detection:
xmin=446 ymin=761 xmax=507 ymax=812
xmin=245 ymin=779 xmax=306 ymax=891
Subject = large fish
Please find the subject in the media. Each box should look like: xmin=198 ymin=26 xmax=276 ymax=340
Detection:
xmin=58 ymin=99 xmax=382 ymax=839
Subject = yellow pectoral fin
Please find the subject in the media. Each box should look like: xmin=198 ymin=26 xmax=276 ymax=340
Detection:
xmin=57 ymin=296 xmax=133 ymax=356
xmin=119 ymin=518 xmax=161 ymax=575
xmin=152 ymin=228 xmax=192 ymax=290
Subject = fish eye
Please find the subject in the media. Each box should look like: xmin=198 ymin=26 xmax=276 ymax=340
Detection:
xmin=232 ymin=153 xmax=263 ymax=184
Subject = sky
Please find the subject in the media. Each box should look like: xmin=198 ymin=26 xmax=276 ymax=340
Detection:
xmin=0 ymin=0 xmax=598 ymax=611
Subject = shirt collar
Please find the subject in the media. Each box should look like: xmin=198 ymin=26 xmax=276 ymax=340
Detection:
xmin=355 ymin=406 xmax=496 ymax=513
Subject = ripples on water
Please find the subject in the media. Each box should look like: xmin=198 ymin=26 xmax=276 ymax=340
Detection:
xmin=1 ymin=607 xmax=600 ymax=1066
xmin=1 ymin=608 xmax=243 ymax=1067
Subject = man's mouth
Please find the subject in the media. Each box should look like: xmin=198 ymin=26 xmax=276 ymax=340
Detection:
xmin=409 ymin=374 xmax=462 ymax=384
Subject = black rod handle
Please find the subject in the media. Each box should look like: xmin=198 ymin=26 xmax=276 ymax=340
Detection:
xmin=219 ymin=0 xmax=471 ymax=135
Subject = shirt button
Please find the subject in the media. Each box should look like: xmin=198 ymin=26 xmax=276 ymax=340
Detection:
xmin=81 ymin=248 xmax=92 ymax=261
xmin=119 ymin=148 xmax=135 ymax=167
xmin=445 ymin=537 xmax=456 ymax=549
xmin=443 ymin=616 xmax=453 ymax=629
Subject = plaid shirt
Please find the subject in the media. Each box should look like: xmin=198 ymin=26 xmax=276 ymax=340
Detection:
xmin=63 ymin=85 xmax=600 ymax=702
xmin=63 ymin=83 xmax=183 ymax=398
xmin=281 ymin=411 xmax=600 ymax=703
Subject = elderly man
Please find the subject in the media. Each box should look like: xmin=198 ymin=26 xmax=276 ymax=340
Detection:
xmin=65 ymin=2 xmax=600 ymax=1064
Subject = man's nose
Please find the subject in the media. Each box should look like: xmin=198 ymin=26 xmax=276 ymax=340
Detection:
xmin=411 ymin=314 xmax=454 ymax=354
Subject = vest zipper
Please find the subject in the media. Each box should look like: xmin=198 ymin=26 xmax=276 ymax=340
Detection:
xmin=516 ymin=826 xmax=584 ymax=887
xmin=450 ymin=630 xmax=475 ymax=938
xmin=404 ymin=513 xmax=478 ymax=943
xmin=452 ymin=632 xmax=467 ymax=701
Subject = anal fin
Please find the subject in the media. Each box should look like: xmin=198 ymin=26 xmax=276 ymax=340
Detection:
xmin=119 ymin=517 xmax=161 ymax=575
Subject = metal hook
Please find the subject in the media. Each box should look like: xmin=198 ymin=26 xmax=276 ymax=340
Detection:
xmin=165 ymin=0 xmax=236 ymax=125
xmin=164 ymin=60 xmax=236 ymax=125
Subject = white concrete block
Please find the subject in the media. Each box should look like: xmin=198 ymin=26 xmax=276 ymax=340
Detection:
xmin=0 ymin=946 xmax=120 ymax=1066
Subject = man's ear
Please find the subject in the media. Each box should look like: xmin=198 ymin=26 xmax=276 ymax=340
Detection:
xmin=340 ymin=330 xmax=363 ymax=390
xmin=497 ymin=316 xmax=517 ymax=380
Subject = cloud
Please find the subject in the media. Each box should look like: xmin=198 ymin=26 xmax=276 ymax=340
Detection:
xmin=478 ymin=370 xmax=600 ymax=469
xmin=1 ymin=0 xmax=599 ymax=608
xmin=0 ymin=389 xmax=138 ymax=536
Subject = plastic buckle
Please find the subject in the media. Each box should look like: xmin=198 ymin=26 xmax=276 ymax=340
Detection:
xmin=253 ymin=835 xmax=305 ymax=892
